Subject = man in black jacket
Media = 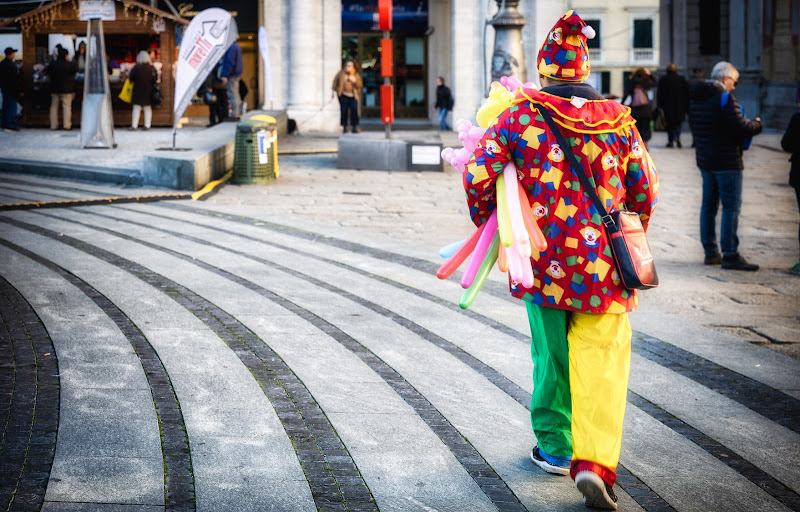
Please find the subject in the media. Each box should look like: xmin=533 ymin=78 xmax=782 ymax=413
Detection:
xmin=781 ymin=86 xmax=800 ymax=275
xmin=0 ymin=47 xmax=21 ymax=132
xmin=689 ymin=61 xmax=763 ymax=270
xmin=46 ymin=47 xmax=76 ymax=130
xmin=435 ymin=77 xmax=453 ymax=131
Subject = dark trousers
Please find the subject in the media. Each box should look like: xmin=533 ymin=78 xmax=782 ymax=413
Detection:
xmin=2 ymin=93 xmax=17 ymax=129
xmin=700 ymin=169 xmax=743 ymax=257
xmin=338 ymin=95 xmax=358 ymax=128
xmin=666 ymin=120 xmax=682 ymax=145
xmin=208 ymin=88 xmax=228 ymax=126
xmin=796 ymin=187 xmax=800 ymax=258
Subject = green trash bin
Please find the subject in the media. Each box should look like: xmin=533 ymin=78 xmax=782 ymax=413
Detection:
xmin=231 ymin=118 xmax=277 ymax=184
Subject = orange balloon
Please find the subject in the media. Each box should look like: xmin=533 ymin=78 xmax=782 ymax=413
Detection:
xmin=436 ymin=221 xmax=487 ymax=279
xmin=497 ymin=243 xmax=508 ymax=272
xmin=517 ymin=180 xmax=548 ymax=252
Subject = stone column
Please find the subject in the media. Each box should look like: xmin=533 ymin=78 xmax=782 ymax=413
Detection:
xmin=286 ymin=0 xmax=341 ymax=131
xmin=451 ymin=1 xmax=482 ymax=124
xmin=261 ymin=0 xmax=285 ymax=110
xmin=489 ymin=0 xmax=528 ymax=83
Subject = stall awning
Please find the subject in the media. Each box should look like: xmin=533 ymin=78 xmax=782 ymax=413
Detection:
xmin=0 ymin=0 xmax=188 ymax=29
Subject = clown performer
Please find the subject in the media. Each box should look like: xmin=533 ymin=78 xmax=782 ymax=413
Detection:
xmin=462 ymin=11 xmax=659 ymax=510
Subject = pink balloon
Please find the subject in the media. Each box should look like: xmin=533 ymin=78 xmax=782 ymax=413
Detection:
xmin=461 ymin=210 xmax=498 ymax=289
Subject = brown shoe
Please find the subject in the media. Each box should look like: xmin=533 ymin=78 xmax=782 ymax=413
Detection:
xmin=352 ymin=127 xmax=360 ymax=133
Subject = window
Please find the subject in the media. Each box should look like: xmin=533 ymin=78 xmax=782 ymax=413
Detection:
xmin=585 ymin=19 xmax=601 ymax=49
xmin=600 ymin=71 xmax=610 ymax=95
xmin=633 ymin=19 xmax=653 ymax=48
xmin=630 ymin=14 xmax=656 ymax=63
xmin=699 ymin=0 xmax=721 ymax=54
xmin=583 ymin=17 xmax=602 ymax=62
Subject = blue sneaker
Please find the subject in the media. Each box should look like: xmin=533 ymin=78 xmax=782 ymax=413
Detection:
xmin=530 ymin=446 xmax=570 ymax=476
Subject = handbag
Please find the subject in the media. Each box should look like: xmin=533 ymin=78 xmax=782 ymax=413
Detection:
xmin=654 ymin=107 xmax=667 ymax=131
xmin=538 ymin=108 xmax=659 ymax=290
xmin=204 ymin=90 xmax=218 ymax=105
xmin=151 ymin=86 xmax=162 ymax=105
xmin=118 ymin=78 xmax=133 ymax=103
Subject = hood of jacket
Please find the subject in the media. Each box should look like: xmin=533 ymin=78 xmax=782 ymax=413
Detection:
xmin=690 ymin=80 xmax=725 ymax=102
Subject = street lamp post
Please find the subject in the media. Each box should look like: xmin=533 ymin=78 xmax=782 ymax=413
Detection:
xmin=489 ymin=0 xmax=528 ymax=84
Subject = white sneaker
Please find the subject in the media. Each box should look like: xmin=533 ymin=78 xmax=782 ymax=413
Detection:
xmin=530 ymin=446 xmax=570 ymax=476
xmin=575 ymin=470 xmax=618 ymax=510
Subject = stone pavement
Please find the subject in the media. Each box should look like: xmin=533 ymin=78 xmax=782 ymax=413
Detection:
xmin=0 ymin=128 xmax=799 ymax=512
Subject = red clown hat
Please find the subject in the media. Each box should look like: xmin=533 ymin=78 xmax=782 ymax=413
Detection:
xmin=537 ymin=10 xmax=596 ymax=82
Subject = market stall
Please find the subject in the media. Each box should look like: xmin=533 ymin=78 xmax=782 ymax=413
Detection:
xmin=0 ymin=0 xmax=188 ymax=127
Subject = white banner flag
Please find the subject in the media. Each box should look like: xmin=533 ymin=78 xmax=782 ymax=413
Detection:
xmin=257 ymin=26 xmax=273 ymax=108
xmin=173 ymin=8 xmax=238 ymax=127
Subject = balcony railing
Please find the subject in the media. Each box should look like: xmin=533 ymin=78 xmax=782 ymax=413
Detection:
xmin=589 ymin=48 xmax=603 ymax=63
xmin=632 ymin=48 xmax=655 ymax=63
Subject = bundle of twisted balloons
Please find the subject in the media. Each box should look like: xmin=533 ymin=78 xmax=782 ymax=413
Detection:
xmin=438 ymin=76 xmax=548 ymax=309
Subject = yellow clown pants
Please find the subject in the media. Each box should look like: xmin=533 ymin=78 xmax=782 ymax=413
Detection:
xmin=527 ymin=303 xmax=632 ymax=486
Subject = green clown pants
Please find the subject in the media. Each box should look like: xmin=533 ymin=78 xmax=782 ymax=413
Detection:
xmin=527 ymin=302 xmax=633 ymax=485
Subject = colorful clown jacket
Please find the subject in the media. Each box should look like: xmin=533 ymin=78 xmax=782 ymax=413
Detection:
xmin=463 ymin=85 xmax=659 ymax=314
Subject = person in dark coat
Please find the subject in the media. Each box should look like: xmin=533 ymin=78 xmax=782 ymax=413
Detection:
xmin=781 ymin=85 xmax=800 ymax=275
xmin=435 ymin=76 xmax=454 ymax=131
xmin=622 ymin=68 xmax=657 ymax=145
xmin=689 ymin=61 xmax=763 ymax=270
xmin=46 ymin=47 xmax=76 ymax=130
xmin=657 ymin=63 xmax=689 ymax=148
xmin=204 ymin=59 xmax=228 ymax=127
xmin=129 ymin=50 xmax=156 ymax=130
xmin=0 ymin=47 xmax=21 ymax=132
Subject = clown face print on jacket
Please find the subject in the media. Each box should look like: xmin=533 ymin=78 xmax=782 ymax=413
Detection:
xmin=545 ymin=258 xmax=564 ymax=279
xmin=531 ymin=203 xmax=549 ymax=218
xmin=484 ymin=140 xmax=500 ymax=158
xmin=580 ymin=226 xmax=601 ymax=247
xmin=632 ymin=140 xmax=644 ymax=159
xmin=548 ymin=143 xmax=565 ymax=163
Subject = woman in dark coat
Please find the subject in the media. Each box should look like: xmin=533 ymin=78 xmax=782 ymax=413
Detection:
xmin=129 ymin=50 xmax=156 ymax=130
xmin=623 ymin=68 xmax=657 ymax=145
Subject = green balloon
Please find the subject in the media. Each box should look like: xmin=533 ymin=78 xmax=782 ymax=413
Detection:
xmin=459 ymin=233 xmax=500 ymax=309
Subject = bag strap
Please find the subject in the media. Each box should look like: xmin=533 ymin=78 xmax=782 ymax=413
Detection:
xmin=537 ymin=107 xmax=616 ymax=229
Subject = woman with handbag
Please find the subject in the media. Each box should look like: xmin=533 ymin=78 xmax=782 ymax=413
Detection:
xmin=463 ymin=11 xmax=659 ymax=510
xmin=128 ymin=50 xmax=156 ymax=131
xmin=622 ymin=67 xmax=657 ymax=146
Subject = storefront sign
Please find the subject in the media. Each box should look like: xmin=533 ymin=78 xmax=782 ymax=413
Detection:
xmin=79 ymin=0 xmax=116 ymax=21
xmin=173 ymin=8 xmax=238 ymax=127
xmin=342 ymin=0 xmax=427 ymax=33
xmin=410 ymin=144 xmax=441 ymax=165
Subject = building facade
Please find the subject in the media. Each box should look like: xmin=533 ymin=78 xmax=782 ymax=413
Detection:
xmin=572 ymin=0 xmax=660 ymax=99
xmin=660 ymin=0 xmax=800 ymax=129
xmin=257 ymin=0 xmax=567 ymax=132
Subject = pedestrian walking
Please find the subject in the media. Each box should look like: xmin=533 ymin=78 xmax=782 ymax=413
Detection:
xmin=622 ymin=68 xmax=657 ymax=146
xmin=435 ymin=76 xmax=454 ymax=131
xmin=220 ymin=42 xmax=243 ymax=121
xmin=689 ymin=61 xmax=763 ymax=270
xmin=46 ymin=47 xmax=76 ymax=130
xmin=204 ymin=60 xmax=228 ymax=127
xmin=781 ymin=84 xmax=800 ymax=275
xmin=463 ymin=10 xmax=659 ymax=510
xmin=657 ymin=63 xmax=689 ymax=148
xmin=331 ymin=60 xmax=362 ymax=134
xmin=128 ymin=50 xmax=156 ymax=131
xmin=0 ymin=47 xmax=21 ymax=132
